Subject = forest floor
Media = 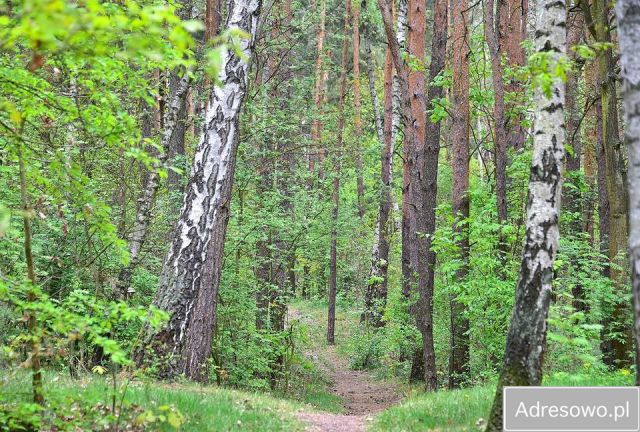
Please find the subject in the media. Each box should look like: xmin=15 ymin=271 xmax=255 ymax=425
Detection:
xmin=289 ymin=303 xmax=402 ymax=432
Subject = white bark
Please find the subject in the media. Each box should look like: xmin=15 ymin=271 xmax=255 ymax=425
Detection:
xmin=117 ymin=75 xmax=190 ymax=298
xmin=486 ymin=0 xmax=567 ymax=429
xmin=392 ymin=0 xmax=408 ymax=144
xmin=137 ymin=0 xmax=261 ymax=380
xmin=617 ymin=0 xmax=640 ymax=386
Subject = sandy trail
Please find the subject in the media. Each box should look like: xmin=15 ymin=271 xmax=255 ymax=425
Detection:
xmin=289 ymin=308 xmax=401 ymax=432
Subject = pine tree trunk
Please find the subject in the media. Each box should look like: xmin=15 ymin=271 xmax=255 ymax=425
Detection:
xmin=378 ymin=0 xmax=439 ymax=391
xmin=486 ymin=0 xmax=567 ymax=428
xmin=616 ymin=0 xmax=640 ymax=386
xmin=328 ymin=0 xmax=351 ymax=345
xmin=309 ymin=0 xmax=327 ymax=177
xmin=414 ymin=0 xmax=448 ymax=389
xmin=353 ymin=0 xmax=365 ymax=218
xmin=134 ymin=0 xmax=261 ymax=381
xmin=449 ymin=0 xmax=470 ymax=389
xmin=581 ymin=0 xmax=632 ymax=367
xmin=565 ymin=8 xmax=586 ymax=311
xmin=499 ymin=0 xmax=527 ymax=150
xmin=484 ymin=0 xmax=508 ymax=228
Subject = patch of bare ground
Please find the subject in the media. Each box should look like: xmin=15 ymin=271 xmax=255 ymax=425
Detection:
xmin=290 ymin=307 xmax=401 ymax=432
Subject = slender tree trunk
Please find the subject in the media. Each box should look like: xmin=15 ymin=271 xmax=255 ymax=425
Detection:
xmin=378 ymin=0 xmax=439 ymax=390
xmin=19 ymin=145 xmax=44 ymax=405
xmin=134 ymin=0 xmax=261 ymax=381
xmin=203 ymin=0 xmax=221 ymax=94
xmin=581 ymin=0 xmax=632 ymax=367
xmin=328 ymin=0 xmax=351 ymax=345
xmin=309 ymin=0 xmax=327 ymax=177
xmin=486 ymin=1 xmax=567 ymax=428
xmin=353 ymin=0 xmax=365 ymax=218
xmin=616 ymin=0 xmax=640 ymax=385
xmin=499 ymin=0 xmax=527 ymax=150
xmin=414 ymin=0 xmax=448 ymax=389
xmin=449 ymin=0 xmax=470 ymax=389
xmin=484 ymin=0 xmax=508 ymax=228
xmin=362 ymin=10 xmax=392 ymax=328
xmin=407 ymin=0 xmax=429 ymax=388
xmin=565 ymin=8 xmax=587 ymax=312
xmin=116 ymin=76 xmax=190 ymax=299
xmin=583 ymin=62 xmax=599 ymax=245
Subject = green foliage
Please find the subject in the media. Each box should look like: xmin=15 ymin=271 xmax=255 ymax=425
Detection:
xmin=527 ymin=51 xmax=571 ymax=97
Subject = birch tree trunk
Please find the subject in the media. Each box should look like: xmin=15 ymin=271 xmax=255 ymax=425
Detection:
xmin=328 ymin=0 xmax=351 ymax=344
xmin=486 ymin=1 xmax=567 ymax=428
xmin=134 ymin=0 xmax=261 ymax=381
xmin=363 ymin=25 xmax=393 ymax=327
xmin=616 ymin=0 xmax=640 ymax=386
xmin=117 ymin=75 xmax=190 ymax=299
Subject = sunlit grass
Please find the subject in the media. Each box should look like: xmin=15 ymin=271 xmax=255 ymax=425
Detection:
xmin=371 ymin=371 xmax=635 ymax=431
xmin=1 ymin=371 xmax=305 ymax=431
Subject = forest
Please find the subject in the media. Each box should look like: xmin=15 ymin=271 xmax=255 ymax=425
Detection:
xmin=3 ymin=0 xmax=640 ymax=430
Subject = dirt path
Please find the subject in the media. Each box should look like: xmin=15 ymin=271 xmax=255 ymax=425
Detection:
xmin=289 ymin=307 xmax=401 ymax=432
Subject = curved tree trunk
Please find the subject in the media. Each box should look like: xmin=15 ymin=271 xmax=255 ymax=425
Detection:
xmin=134 ymin=0 xmax=261 ymax=381
xmin=116 ymin=75 xmax=190 ymax=299
xmin=486 ymin=0 xmax=567 ymax=428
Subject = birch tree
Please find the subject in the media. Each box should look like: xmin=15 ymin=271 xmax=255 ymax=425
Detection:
xmin=135 ymin=0 xmax=261 ymax=381
xmin=486 ymin=0 xmax=567 ymax=428
xmin=617 ymin=0 xmax=640 ymax=386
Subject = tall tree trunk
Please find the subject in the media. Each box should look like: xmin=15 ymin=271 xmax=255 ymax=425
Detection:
xmin=378 ymin=0 xmax=439 ymax=390
xmin=362 ymin=10 xmax=393 ymax=328
xmin=19 ymin=145 xmax=44 ymax=405
xmin=484 ymin=0 xmax=508 ymax=231
xmin=353 ymin=0 xmax=365 ymax=218
xmin=407 ymin=0 xmax=429 ymax=388
xmin=449 ymin=0 xmax=470 ymax=389
xmin=581 ymin=0 xmax=631 ymax=367
xmin=309 ymin=0 xmax=327 ymax=178
xmin=565 ymin=8 xmax=587 ymax=312
xmin=617 ymin=0 xmax=640 ymax=385
xmin=116 ymin=76 xmax=190 ymax=299
xmin=328 ymin=0 xmax=351 ymax=345
xmin=486 ymin=1 xmax=567 ymax=428
xmin=414 ymin=0 xmax=448 ymax=388
xmin=499 ymin=0 xmax=527 ymax=150
xmin=583 ymin=62 xmax=599 ymax=245
xmin=134 ymin=0 xmax=261 ymax=381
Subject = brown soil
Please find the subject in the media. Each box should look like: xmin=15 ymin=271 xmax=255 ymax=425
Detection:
xmin=290 ymin=309 xmax=401 ymax=432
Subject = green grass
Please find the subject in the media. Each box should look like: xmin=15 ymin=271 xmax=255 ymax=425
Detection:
xmin=371 ymin=371 xmax=635 ymax=432
xmin=1 ymin=371 xmax=305 ymax=431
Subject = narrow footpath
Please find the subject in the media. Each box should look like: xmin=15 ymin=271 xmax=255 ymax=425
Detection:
xmin=289 ymin=307 xmax=401 ymax=432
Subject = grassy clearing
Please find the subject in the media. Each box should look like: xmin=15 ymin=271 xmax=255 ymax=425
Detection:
xmin=371 ymin=371 xmax=635 ymax=431
xmin=1 ymin=371 xmax=305 ymax=431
